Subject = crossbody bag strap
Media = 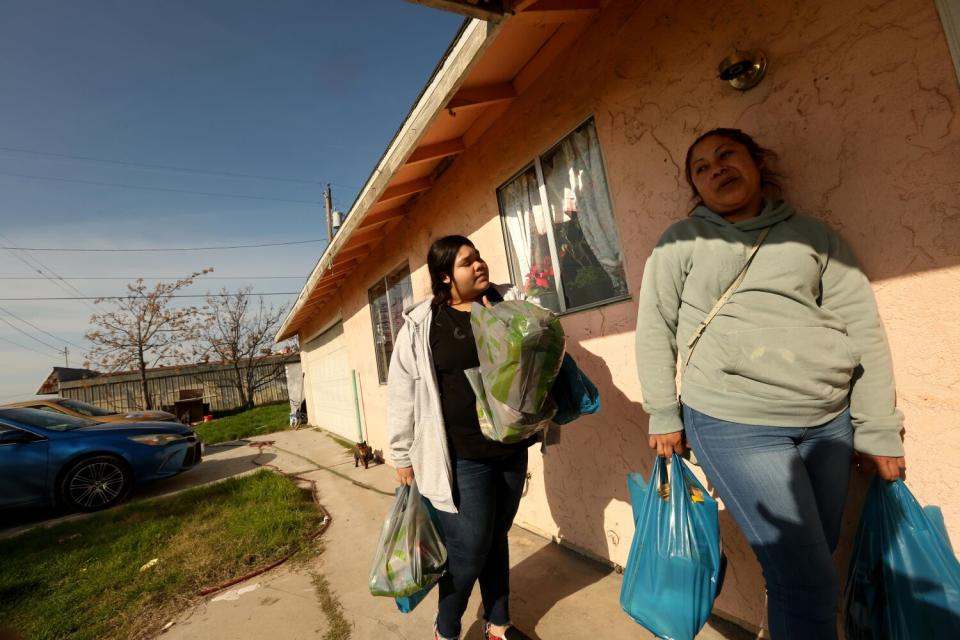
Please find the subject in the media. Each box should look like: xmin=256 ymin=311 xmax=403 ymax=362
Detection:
xmin=682 ymin=226 xmax=771 ymax=373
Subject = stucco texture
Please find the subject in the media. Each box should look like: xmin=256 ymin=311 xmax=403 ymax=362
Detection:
xmin=298 ymin=0 xmax=960 ymax=630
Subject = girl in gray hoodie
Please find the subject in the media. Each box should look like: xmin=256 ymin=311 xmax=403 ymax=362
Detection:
xmin=388 ymin=235 xmax=534 ymax=640
xmin=635 ymin=128 xmax=906 ymax=640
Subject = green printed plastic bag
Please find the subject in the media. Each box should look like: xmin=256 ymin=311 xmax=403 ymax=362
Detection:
xmin=369 ymin=482 xmax=447 ymax=599
xmin=467 ymin=300 xmax=565 ymax=443
xmin=465 ymin=367 xmax=555 ymax=443
xmin=471 ymin=300 xmax=565 ymax=413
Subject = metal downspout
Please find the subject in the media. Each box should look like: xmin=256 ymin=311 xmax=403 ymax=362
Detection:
xmin=351 ymin=369 xmax=364 ymax=442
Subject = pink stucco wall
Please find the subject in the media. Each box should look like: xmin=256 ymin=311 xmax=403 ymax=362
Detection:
xmin=299 ymin=0 xmax=960 ymax=630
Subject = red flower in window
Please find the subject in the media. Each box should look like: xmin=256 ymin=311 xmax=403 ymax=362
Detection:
xmin=524 ymin=258 xmax=556 ymax=295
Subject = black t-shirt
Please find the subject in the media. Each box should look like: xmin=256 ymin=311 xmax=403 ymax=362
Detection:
xmin=430 ymin=303 xmax=531 ymax=460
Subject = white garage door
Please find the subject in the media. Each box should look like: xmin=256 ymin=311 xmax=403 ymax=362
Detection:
xmin=301 ymin=321 xmax=357 ymax=442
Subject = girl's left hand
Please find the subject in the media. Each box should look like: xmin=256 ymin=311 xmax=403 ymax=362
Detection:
xmin=856 ymin=452 xmax=906 ymax=482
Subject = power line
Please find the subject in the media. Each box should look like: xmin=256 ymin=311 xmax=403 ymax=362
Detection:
xmin=0 ymin=333 xmax=57 ymax=358
xmin=0 ymin=314 xmax=62 ymax=353
xmin=2 ymin=242 xmax=99 ymax=299
xmin=0 ymin=275 xmax=304 ymax=280
xmin=0 ymin=171 xmax=323 ymax=204
xmin=0 ymin=239 xmax=325 ymax=252
xmin=0 ymin=144 xmax=330 ymax=185
xmin=0 ymin=305 xmax=86 ymax=350
xmin=0 ymin=232 xmax=101 ymax=314
xmin=0 ymin=292 xmax=300 ymax=301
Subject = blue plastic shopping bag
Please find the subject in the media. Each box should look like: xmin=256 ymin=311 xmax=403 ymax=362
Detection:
xmin=620 ymin=455 xmax=721 ymax=640
xmin=844 ymin=477 xmax=960 ymax=639
xmin=550 ymin=353 xmax=601 ymax=425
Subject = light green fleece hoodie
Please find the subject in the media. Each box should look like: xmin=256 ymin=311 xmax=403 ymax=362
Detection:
xmin=635 ymin=199 xmax=904 ymax=457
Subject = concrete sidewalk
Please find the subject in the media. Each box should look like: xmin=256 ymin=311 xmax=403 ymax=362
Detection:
xmin=165 ymin=428 xmax=753 ymax=640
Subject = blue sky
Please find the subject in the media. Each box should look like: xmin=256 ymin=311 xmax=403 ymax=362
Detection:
xmin=0 ymin=0 xmax=462 ymax=401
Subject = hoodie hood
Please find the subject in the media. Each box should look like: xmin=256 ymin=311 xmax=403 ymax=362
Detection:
xmin=691 ymin=198 xmax=795 ymax=231
xmin=403 ymin=298 xmax=434 ymax=326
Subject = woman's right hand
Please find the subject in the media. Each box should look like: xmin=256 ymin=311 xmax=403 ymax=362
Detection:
xmin=649 ymin=431 xmax=686 ymax=458
xmin=396 ymin=466 xmax=415 ymax=486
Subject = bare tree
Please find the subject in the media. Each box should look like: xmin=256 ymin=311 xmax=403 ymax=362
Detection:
xmin=84 ymin=271 xmax=210 ymax=410
xmin=198 ymin=288 xmax=294 ymax=411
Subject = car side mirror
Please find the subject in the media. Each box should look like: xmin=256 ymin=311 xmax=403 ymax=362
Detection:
xmin=0 ymin=430 xmax=41 ymax=445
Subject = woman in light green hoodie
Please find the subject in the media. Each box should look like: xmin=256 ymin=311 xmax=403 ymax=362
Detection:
xmin=635 ymin=128 xmax=906 ymax=640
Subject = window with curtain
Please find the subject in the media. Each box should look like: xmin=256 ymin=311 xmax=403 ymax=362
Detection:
xmin=497 ymin=118 xmax=628 ymax=313
xmin=369 ymin=264 xmax=413 ymax=384
xmin=935 ymin=0 xmax=960 ymax=86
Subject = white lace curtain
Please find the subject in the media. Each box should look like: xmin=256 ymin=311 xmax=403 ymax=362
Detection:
xmin=542 ymin=121 xmax=627 ymax=296
xmin=499 ymin=167 xmax=554 ymax=297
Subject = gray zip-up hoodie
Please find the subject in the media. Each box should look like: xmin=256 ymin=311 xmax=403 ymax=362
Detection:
xmin=635 ymin=200 xmax=904 ymax=457
xmin=387 ymin=284 xmax=519 ymax=514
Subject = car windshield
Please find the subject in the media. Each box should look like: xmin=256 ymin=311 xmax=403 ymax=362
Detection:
xmin=56 ymin=398 xmax=115 ymax=417
xmin=0 ymin=408 xmax=96 ymax=431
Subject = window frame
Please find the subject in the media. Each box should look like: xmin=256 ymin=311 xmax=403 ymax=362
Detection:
xmin=496 ymin=116 xmax=630 ymax=316
xmin=0 ymin=423 xmax=46 ymax=445
xmin=936 ymin=0 xmax=960 ymax=89
xmin=28 ymin=405 xmax=64 ymax=414
xmin=368 ymin=262 xmax=413 ymax=385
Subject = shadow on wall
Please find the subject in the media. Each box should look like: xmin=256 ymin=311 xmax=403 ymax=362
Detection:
xmin=459 ymin=345 xmax=642 ymax=635
xmin=833 ymin=467 xmax=872 ymax=630
xmin=489 ymin=346 xmax=651 ymax=633
xmin=539 ymin=346 xmax=648 ymax=560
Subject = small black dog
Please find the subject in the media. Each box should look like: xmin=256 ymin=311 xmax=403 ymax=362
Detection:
xmin=353 ymin=441 xmax=373 ymax=469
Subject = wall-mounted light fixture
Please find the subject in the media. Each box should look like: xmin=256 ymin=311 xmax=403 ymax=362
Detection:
xmin=718 ymin=49 xmax=768 ymax=91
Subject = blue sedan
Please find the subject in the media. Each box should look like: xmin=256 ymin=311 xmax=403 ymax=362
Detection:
xmin=0 ymin=407 xmax=202 ymax=512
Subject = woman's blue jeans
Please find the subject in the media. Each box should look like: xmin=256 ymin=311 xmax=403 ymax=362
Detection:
xmin=682 ymin=405 xmax=853 ymax=640
xmin=434 ymin=449 xmax=528 ymax=639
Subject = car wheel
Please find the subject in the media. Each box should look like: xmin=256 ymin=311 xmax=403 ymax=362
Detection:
xmin=60 ymin=455 xmax=132 ymax=512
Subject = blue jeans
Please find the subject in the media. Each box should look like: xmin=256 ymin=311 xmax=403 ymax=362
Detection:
xmin=434 ymin=449 xmax=528 ymax=639
xmin=682 ymin=405 xmax=854 ymax=640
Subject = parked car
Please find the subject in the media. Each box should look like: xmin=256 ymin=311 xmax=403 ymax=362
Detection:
xmin=1 ymin=398 xmax=180 ymax=424
xmin=0 ymin=407 xmax=202 ymax=512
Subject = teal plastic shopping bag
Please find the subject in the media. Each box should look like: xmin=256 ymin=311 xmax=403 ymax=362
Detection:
xmin=844 ymin=477 xmax=960 ymax=639
xmin=550 ymin=353 xmax=600 ymax=425
xmin=620 ymin=455 xmax=721 ymax=640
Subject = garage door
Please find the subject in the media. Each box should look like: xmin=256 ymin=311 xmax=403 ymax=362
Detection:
xmin=301 ymin=321 xmax=357 ymax=441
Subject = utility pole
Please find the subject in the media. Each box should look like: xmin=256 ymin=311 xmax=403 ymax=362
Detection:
xmin=63 ymin=346 xmax=69 ymax=367
xmin=324 ymin=183 xmax=333 ymax=244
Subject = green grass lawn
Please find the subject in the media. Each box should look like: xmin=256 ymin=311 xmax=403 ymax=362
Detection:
xmin=194 ymin=403 xmax=291 ymax=444
xmin=0 ymin=470 xmax=320 ymax=640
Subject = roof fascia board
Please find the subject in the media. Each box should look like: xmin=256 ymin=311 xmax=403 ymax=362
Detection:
xmin=405 ymin=0 xmax=507 ymax=22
